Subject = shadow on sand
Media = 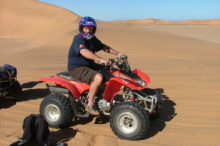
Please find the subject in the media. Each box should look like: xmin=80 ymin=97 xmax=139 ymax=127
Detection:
xmin=21 ymin=81 xmax=49 ymax=101
xmin=0 ymin=81 xmax=49 ymax=109
xmin=143 ymin=88 xmax=177 ymax=139
xmin=49 ymin=128 xmax=78 ymax=145
xmin=0 ymin=98 xmax=17 ymax=109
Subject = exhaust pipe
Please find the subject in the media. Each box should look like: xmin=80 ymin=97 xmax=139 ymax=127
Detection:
xmin=71 ymin=99 xmax=90 ymax=118
xmin=49 ymin=86 xmax=69 ymax=94
xmin=69 ymin=94 xmax=90 ymax=118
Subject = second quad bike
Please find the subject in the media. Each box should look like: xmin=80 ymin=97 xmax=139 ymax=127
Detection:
xmin=0 ymin=64 xmax=22 ymax=101
xmin=39 ymin=56 xmax=163 ymax=140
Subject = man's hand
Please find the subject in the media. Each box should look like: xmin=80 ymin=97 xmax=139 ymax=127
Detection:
xmin=99 ymin=58 xmax=111 ymax=66
xmin=117 ymin=52 xmax=125 ymax=58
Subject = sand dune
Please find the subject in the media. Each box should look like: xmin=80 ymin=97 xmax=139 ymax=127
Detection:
xmin=0 ymin=0 xmax=79 ymax=55
xmin=1 ymin=0 xmax=220 ymax=146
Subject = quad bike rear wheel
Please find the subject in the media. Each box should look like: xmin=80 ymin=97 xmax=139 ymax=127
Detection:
xmin=109 ymin=102 xmax=150 ymax=140
xmin=40 ymin=93 xmax=73 ymax=128
xmin=5 ymin=80 xmax=22 ymax=101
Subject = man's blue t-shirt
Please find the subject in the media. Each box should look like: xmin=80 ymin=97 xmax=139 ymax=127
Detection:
xmin=68 ymin=34 xmax=105 ymax=71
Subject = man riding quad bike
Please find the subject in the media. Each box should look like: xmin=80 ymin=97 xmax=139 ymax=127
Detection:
xmin=39 ymin=55 xmax=163 ymax=140
xmin=0 ymin=64 xmax=22 ymax=101
xmin=40 ymin=16 xmax=163 ymax=140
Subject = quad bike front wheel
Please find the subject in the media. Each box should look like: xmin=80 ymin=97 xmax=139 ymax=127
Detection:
xmin=5 ymin=80 xmax=22 ymax=101
xmin=109 ymin=102 xmax=150 ymax=140
xmin=40 ymin=93 xmax=73 ymax=128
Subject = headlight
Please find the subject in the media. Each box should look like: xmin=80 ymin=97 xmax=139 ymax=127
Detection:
xmin=134 ymin=78 xmax=146 ymax=87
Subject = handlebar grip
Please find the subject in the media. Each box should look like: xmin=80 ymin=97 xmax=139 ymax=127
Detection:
xmin=109 ymin=58 xmax=115 ymax=63
xmin=120 ymin=55 xmax=128 ymax=60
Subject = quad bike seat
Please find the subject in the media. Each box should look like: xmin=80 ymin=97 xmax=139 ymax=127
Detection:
xmin=57 ymin=71 xmax=82 ymax=83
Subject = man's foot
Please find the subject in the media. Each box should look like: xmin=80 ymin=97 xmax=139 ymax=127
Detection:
xmin=85 ymin=105 xmax=100 ymax=115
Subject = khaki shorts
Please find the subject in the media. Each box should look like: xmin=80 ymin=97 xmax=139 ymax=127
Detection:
xmin=69 ymin=64 xmax=103 ymax=85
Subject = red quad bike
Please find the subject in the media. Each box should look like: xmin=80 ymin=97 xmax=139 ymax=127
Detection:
xmin=39 ymin=55 xmax=163 ymax=140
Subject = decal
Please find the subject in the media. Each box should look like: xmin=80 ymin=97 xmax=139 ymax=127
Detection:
xmin=79 ymin=44 xmax=84 ymax=48
xmin=114 ymin=73 xmax=130 ymax=81
xmin=122 ymin=79 xmax=128 ymax=84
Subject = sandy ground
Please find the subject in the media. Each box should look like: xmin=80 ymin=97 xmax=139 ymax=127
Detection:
xmin=135 ymin=25 xmax=220 ymax=44
xmin=1 ymin=0 xmax=220 ymax=146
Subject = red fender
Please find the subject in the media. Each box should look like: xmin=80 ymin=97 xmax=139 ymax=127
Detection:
xmin=133 ymin=69 xmax=150 ymax=85
xmin=103 ymin=77 xmax=141 ymax=102
xmin=40 ymin=75 xmax=90 ymax=99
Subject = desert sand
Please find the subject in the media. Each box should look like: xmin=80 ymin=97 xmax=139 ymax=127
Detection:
xmin=1 ymin=0 xmax=220 ymax=146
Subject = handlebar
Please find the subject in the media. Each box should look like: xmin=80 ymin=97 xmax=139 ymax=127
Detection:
xmin=100 ymin=55 xmax=130 ymax=71
xmin=101 ymin=55 xmax=128 ymax=66
xmin=110 ymin=55 xmax=128 ymax=64
xmin=108 ymin=55 xmax=130 ymax=72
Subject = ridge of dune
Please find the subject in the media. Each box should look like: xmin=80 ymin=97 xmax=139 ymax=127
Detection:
xmin=110 ymin=18 xmax=220 ymax=25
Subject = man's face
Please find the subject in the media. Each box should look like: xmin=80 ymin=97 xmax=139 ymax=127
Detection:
xmin=83 ymin=26 xmax=93 ymax=34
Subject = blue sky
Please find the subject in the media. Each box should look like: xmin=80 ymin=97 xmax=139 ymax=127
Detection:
xmin=38 ymin=0 xmax=220 ymax=21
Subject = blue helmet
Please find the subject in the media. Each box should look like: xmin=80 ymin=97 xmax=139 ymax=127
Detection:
xmin=79 ymin=16 xmax=97 ymax=40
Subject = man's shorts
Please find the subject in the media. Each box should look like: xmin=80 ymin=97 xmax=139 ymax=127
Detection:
xmin=68 ymin=64 xmax=103 ymax=85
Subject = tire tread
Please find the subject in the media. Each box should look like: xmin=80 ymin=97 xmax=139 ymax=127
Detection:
xmin=40 ymin=93 xmax=73 ymax=128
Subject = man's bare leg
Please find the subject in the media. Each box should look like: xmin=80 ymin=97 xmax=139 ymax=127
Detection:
xmin=86 ymin=73 xmax=103 ymax=115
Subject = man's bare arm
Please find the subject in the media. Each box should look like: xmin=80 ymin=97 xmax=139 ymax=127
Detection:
xmin=102 ymin=45 xmax=125 ymax=58
xmin=80 ymin=48 xmax=100 ymax=62
xmin=102 ymin=45 xmax=117 ymax=55
xmin=80 ymin=48 xmax=111 ymax=65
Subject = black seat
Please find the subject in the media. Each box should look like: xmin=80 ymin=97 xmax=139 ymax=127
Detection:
xmin=57 ymin=71 xmax=82 ymax=83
